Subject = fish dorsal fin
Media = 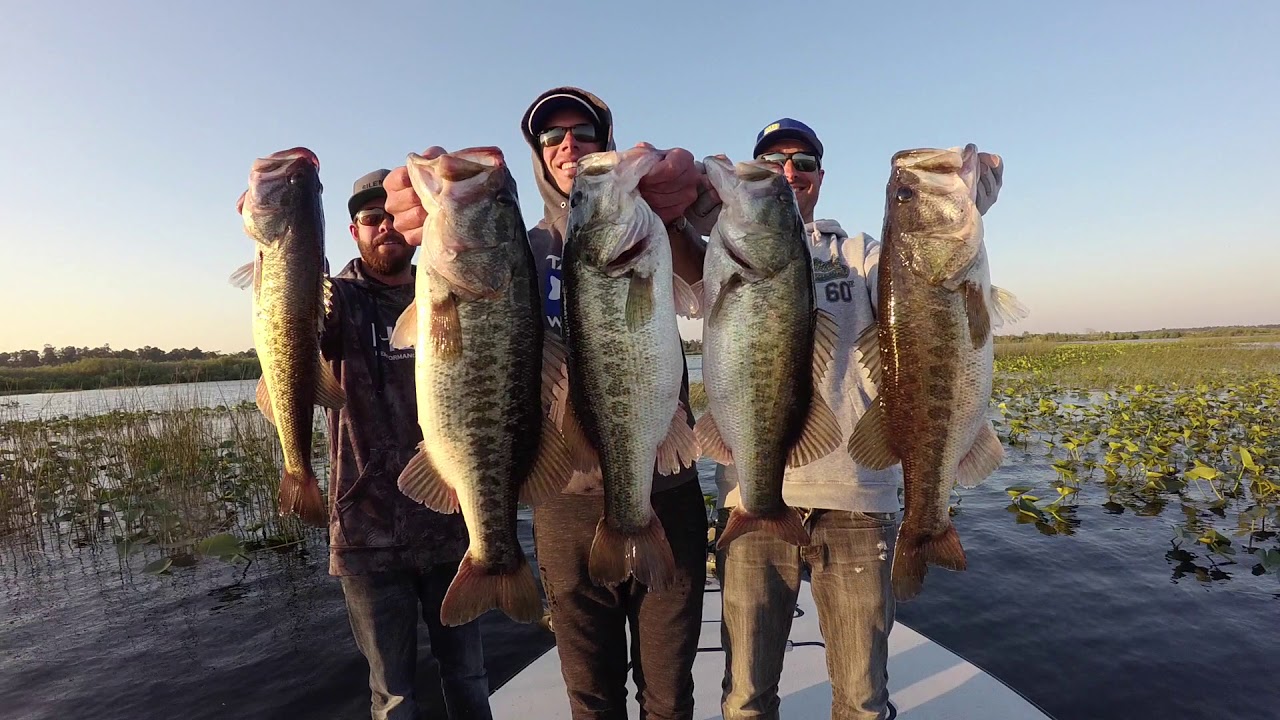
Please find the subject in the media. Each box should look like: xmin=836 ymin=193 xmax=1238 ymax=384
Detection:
xmin=785 ymin=391 xmax=842 ymax=469
xmin=854 ymin=323 xmax=882 ymax=388
xmin=846 ymin=399 xmax=899 ymax=470
xmin=545 ymin=336 xmax=602 ymax=483
xmin=255 ymin=377 xmax=275 ymax=427
xmin=694 ymin=411 xmax=734 ymax=465
xmin=314 ymin=359 xmax=345 ymax=410
xmin=397 ymin=444 xmax=459 ymax=513
xmin=520 ymin=419 xmax=574 ymax=507
xmin=655 ymin=402 xmax=700 ymax=476
xmin=812 ymin=308 xmax=839 ymax=383
xmin=956 ymin=422 xmax=1004 ymax=488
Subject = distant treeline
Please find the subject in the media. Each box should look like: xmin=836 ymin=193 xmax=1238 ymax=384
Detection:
xmin=682 ymin=339 xmax=702 ymax=354
xmin=995 ymin=324 xmax=1280 ymax=344
xmin=0 ymin=345 xmax=261 ymax=394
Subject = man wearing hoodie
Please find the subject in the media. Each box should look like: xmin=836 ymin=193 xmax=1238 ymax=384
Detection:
xmin=317 ymin=170 xmax=492 ymax=720
xmin=701 ymin=119 xmax=1003 ymax=720
xmin=382 ymin=86 xmax=710 ymax=720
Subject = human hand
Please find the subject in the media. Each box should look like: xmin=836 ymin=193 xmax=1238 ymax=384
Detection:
xmin=634 ymin=142 xmax=700 ymax=225
xmin=384 ymin=146 xmax=448 ymax=247
xmin=976 ymin=152 xmax=1003 ymax=216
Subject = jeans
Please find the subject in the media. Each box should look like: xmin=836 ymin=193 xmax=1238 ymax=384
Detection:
xmin=340 ymin=561 xmax=493 ymax=720
xmin=532 ymin=480 xmax=709 ymax=720
xmin=716 ymin=508 xmax=898 ymax=720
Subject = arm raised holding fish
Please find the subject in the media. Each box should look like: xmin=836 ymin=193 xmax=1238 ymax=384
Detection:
xmin=383 ymin=86 xmax=711 ymax=720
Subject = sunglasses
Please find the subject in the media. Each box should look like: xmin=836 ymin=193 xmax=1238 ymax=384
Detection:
xmin=757 ymin=151 xmax=821 ymax=172
xmin=538 ymin=123 xmax=599 ymax=148
xmin=353 ymin=208 xmax=393 ymax=227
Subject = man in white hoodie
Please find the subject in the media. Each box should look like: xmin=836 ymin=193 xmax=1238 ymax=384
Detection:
xmin=694 ymin=118 xmax=1002 ymax=720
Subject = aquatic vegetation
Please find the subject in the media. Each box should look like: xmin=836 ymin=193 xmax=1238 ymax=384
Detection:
xmin=991 ymin=338 xmax=1280 ymax=582
xmin=0 ymin=391 xmax=321 ymax=576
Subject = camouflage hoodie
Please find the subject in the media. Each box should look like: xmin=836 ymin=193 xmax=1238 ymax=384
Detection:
xmin=518 ymin=86 xmax=699 ymax=495
xmin=319 ymin=258 xmax=468 ymax=576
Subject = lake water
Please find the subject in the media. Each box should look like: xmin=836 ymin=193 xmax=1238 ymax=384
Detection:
xmin=3 ymin=376 xmax=1278 ymax=720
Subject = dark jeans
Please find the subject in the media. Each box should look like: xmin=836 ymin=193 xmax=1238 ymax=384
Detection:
xmin=340 ymin=562 xmax=493 ymax=720
xmin=716 ymin=508 xmax=898 ymax=720
xmin=533 ymin=480 xmax=710 ymax=720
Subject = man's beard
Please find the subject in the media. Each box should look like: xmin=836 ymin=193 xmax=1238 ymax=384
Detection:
xmin=360 ymin=239 xmax=412 ymax=276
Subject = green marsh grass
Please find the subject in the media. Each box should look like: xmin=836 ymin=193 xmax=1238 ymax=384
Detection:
xmin=0 ymin=387 xmax=325 ymax=576
xmin=991 ymin=337 xmax=1280 ymax=580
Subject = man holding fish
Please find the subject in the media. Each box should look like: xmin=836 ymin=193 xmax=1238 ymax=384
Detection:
xmin=689 ymin=119 xmax=1012 ymax=720
xmin=383 ymin=86 xmax=711 ymax=720
xmin=233 ymin=156 xmax=493 ymax=720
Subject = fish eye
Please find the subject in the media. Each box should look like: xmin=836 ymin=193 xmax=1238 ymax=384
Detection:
xmin=895 ymin=187 xmax=914 ymax=203
xmin=570 ymin=190 xmax=584 ymax=208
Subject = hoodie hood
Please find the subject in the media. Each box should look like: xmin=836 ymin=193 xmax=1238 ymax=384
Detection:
xmin=519 ymin=86 xmax=616 ymax=235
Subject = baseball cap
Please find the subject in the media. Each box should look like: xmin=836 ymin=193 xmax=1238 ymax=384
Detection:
xmin=348 ymin=169 xmax=391 ymax=219
xmin=525 ymin=89 xmax=604 ymax=138
xmin=752 ymin=118 xmax=824 ymax=160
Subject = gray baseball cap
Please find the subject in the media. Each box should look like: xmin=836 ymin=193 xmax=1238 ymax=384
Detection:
xmin=348 ymin=169 xmax=391 ymax=219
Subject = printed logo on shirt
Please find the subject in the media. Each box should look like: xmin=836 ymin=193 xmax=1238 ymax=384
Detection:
xmin=545 ymin=254 xmax=563 ymax=332
xmin=374 ymin=323 xmax=414 ymax=362
xmin=813 ymin=257 xmax=850 ymax=283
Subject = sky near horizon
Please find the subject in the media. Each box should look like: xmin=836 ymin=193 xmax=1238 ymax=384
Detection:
xmin=1 ymin=1 xmax=1277 ymax=353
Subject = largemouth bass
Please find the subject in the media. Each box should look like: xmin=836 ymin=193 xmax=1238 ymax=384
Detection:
xmin=555 ymin=147 xmax=702 ymax=591
xmin=847 ymin=144 xmax=1026 ymax=601
xmin=696 ymin=155 xmax=842 ymax=550
xmin=231 ymin=147 xmax=345 ymax=528
xmin=393 ymin=147 xmax=572 ymax=626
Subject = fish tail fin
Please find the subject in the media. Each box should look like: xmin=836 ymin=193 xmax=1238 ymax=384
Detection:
xmin=588 ymin=513 xmax=676 ymax=592
xmin=716 ymin=506 xmax=809 ymax=550
xmin=440 ymin=553 xmax=543 ymax=627
xmin=279 ymin=468 xmax=327 ymax=528
xmin=891 ymin=523 xmax=967 ymax=602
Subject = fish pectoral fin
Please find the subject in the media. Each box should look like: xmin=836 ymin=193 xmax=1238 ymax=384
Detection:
xmin=521 ymin=420 xmax=574 ymax=507
xmin=708 ymin=273 xmax=743 ymax=324
xmin=811 ymin=309 xmax=839 ymax=383
xmin=963 ymin=281 xmax=991 ymax=349
xmin=693 ymin=411 xmax=734 ymax=465
xmin=690 ymin=279 xmax=706 ymax=314
xmin=988 ymin=285 xmax=1029 ymax=328
xmin=854 ymin=323 xmax=883 ymax=388
xmin=625 ymin=272 xmax=655 ymax=331
xmin=655 ymin=402 xmax=699 ymax=476
xmin=229 ymin=261 xmax=255 ymax=290
xmin=391 ymin=302 xmax=418 ymax=350
xmin=314 ymin=360 xmax=346 ymax=409
xmin=397 ymin=445 xmax=459 ymax=513
xmin=846 ymin=400 xmax=899 ymax=470
xmin=431 ymin=291 xmax=463 ymax=359
xmin=956 ymin=422 xmax=1005 ymax=488
xmin=785 ymin=392 xmax=843 ymax=469
xmin=255 ymin=376 xmax=276 ymax=426
xmin=672 ymin=273 xmax=702 ymax=319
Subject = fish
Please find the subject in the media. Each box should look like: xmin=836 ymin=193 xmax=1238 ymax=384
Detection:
xmin=230 ymin=147 xmax=345 ymax=528
xmin=553 ymin=146 xmax=703 ymax=592
xmin=391 ymin=147 xmax=573 ymax=627
xmin=695 ymin=155 xmax=843 ymax=550
xmin=846 ymin=144 xmax=1027 ymax=602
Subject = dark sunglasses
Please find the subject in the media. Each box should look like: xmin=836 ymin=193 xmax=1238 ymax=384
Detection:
xmin=757 ymin=151 xmax=821 ymax=172
xmin=538 ymin=123 xmax=599 ymax=148
xmin=353 ymin=208 xmax=394 ymax=227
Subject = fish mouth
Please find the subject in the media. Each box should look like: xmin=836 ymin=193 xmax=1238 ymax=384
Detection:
xmin=251 ymin=147 xmax=319 ymax=180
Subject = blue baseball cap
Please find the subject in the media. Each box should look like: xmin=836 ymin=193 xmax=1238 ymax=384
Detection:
xmin=752 ymin=118 xmax=824 ymax=160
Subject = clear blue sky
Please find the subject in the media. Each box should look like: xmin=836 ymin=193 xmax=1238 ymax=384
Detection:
xmin=2 ymin=0 xmax=1276 ymax=353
